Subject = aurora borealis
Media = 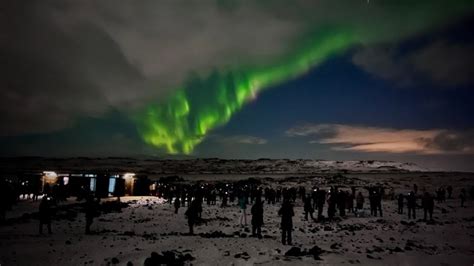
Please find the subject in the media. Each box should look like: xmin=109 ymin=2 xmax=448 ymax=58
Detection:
xmin=2 ymin=0 xmax=474 ymax=171
xmin=136 ymin=28 xmax=354 ymax=154
xmin=136 ymin=0 xmax=474 ymax=154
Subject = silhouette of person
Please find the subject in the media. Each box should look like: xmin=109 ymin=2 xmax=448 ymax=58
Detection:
xmin=369 ymin=189 xmax=377 ymax=216
xmin=375 ymin=188 xmax=383 ymax=217
xmin=303 ymin=196 xmax=314 ymax=221
xmin=238 ymin=195 xmax=247 ymax=226
xmin=185 ymin=200 xmax=199 ymax=235
xmin=407 ymin=192 xmax=417 ymax=219
xmin=278 ymin=198 xmax=294 ymax=245
xmin=174 ymin=197 xmax=180 ymax=214
xmin=221 ymin=192 xmax=228 ymax=207
xmin=398 ymin=193 xmax=404 ymax=214
xmin=460 ymin=189 xmax=466 ymax=207
xmin=39 ymin=196 xmax=53 ymax=234
xmin=85 ymin=194 xmax=99 ymax=234
xmin=337 ymin=190 xmax=346 ymax=217
xmin=251 ymin=197 xmax=264 ymax=238
xmin=356 ymin=192 xmax=364 ymax=217
xmin=422 ymin=192 xmax=434 ymax=221
xmin=346 ymin=191 xmax=355 ymax=213
xmin=317 ymin=189 xmax=326 ymax=219
xmin=447 ymin=186 xmax=453 ymax=199
xmin=327 ymin=190 xmax=336 ymax=220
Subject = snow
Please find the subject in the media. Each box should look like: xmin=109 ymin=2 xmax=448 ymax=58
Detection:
xmin=1 ymin=172 xmax=473 ymax=265
xmin=0 ymin=158 xmax=428 ymax=178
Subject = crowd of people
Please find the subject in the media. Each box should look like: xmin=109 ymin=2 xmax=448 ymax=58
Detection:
xmin=160 ymin=182 xmax=473 ymax=245
xmin=1 ymin=177 xmax=473 ymax=246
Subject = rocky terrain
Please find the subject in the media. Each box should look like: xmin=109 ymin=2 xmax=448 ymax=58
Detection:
xmin=0 ymin=157 xmax=427 ymax=177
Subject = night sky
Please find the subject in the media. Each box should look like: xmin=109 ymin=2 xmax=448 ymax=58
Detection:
xmin=2 ymin=0 xmax=474 ymax=171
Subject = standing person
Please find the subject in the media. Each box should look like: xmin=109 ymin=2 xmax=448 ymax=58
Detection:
xmin=303 ymin=196 xmax=314 ymax=221
xmin=221 ymin=192 xmax=228 ymax=207
xmin=407 ymin=192 xmax=417 ymax=219
xmin=276 ymin=187 xmax=282 ymax=203
xmin=39 ymin=196 xmax=53 ymax=234
xmin=375 ymin=188 xmax=383 ymax=217
xmin=398 ymin=193 xmax=404 ymax=214
xmin=422 ymin=192 xmax=434 ymax=221
xmin=327 ymin=190 xmax=336 ymax=220
xmin=239 ymin=195 xmax=247 ymax=226
xmin=278 ymin=198 xmax=294 ymax=245
xmin=311 ymin=188 xmax=318 ymax=210
xmin=317 ymin=189 xmax=326 ymax=219
xmin=85 ymin=194 xmax=99 ymax=234
xmin=174 ymin=197 xmax=181 ymax=214
xmin=413 ymin=184 xmax=418 ymax=195
xmin=251 ymin=198 xmax=264 ymax=238
xmin=447 ymin=185 xmax=453 ymax=199
xmin=460 ymin=189 xmax=466 ymax=207
xmin=337 ymin=190 xmax=346 ymax=217
xmin=298 ymin=187 xmax=306 ymax=201
xmin=441 ymin=187 xmax=446 ymax=202
xmin=369 ymin=189 xmax=377 ymax=217
xmin=185 ymin=200 xmax=199 ymax=235
xmin=181 ymin=190 xmax=187 ymax=207
xmin=346 ymin=191 xmax=355 ymax=213
xmin=196 ymin=198 xmax=203 ymax=218
xmin=356 ymin=192 xmax=364 ymax=217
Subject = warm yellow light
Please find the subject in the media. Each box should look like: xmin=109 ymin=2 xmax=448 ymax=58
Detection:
xmin=43 ymin=171 xmax=57 ymax=180
xmin=123 ymin=173 xmax=136 ymax=179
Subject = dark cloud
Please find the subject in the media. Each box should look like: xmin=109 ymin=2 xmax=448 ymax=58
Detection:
xmin=1 ymin=0 xmax=301 ymax=135
xmin=420 ymin=130 xmax=474 ymax=153
xmin=413 ymin=41 xmax=474 ymax=86
xmin=2 ymin=0 xmax=473 ymax=136
xmin=352 ymin=46 xmax=416 ymax=87
xmin=1 ymin=1 xmax=144 ymax=135
xmin=0 ymin=112 xmax=154 ymax=156
xmin=352 ymin=40 xmax=474 ymax=87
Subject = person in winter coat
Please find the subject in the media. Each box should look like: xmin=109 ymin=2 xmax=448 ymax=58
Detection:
xmin=337 ymin=190 xmax=346 ymax=217
xmin=327 ymin=190 xmax=336 ymax=220
xmin=355 ymin=192 xmax=364 ymax=217
xmin=39 ymin=196 xmax=53 ymax=234
xmin=238 ymin=195 xmax=247 ymax=226
xmin=251 ymin=197 xmax=264 ymax=238
xmin=185 ymin=200 xmax=200 ymax=235
xmin=174 ymin=197 xmax=181 ymax=214
xmin=422 ymin=192 xmax=434 ymax=221
xmin=398 ymin=193 xmax=404 ymax=214
xmin=316 ymin=189 xmax=326 ymax=219
xmin=303 ymin=196 xmax=314 ymax=221
xmin=85 ymin=194 xmax=99 ymax=234
xmin=460 ymin=189 xmax=467 ymax=207
xmin=278 ymin=198 xmax=294 ymax=245
xmin=407 ymin=191 xmax=417 ymax=219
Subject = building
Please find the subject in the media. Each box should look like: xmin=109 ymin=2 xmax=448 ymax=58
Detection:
xmin=39 ymin=171 xmax=151 ymax=198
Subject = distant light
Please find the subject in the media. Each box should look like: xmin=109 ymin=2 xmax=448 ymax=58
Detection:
xmin=43 ymin=171 xmax=58 ymax=181
xmin=43 ymin=171 xmax=57 ymax=178
xmin=124 ymin=173 xmax=136 ymax=179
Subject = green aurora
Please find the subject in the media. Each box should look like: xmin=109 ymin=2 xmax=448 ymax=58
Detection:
xmin=136 ymin=1 xmax=474 ymax=155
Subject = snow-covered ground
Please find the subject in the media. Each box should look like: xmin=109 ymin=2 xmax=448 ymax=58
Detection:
xmin=1 ymin=173 xmax=473 ymax=265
